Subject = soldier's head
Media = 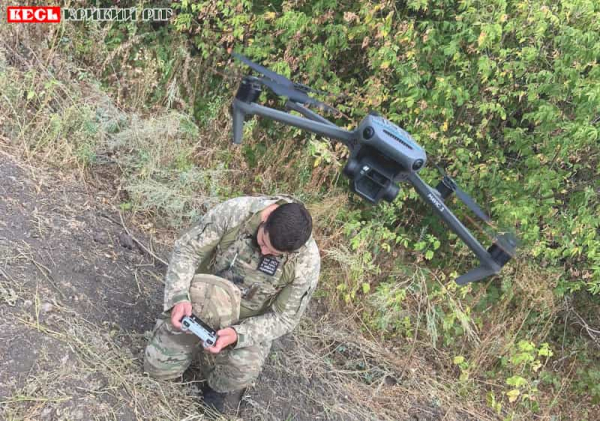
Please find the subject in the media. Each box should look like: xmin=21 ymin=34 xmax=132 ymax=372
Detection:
xmin=257 ymin=203 xmax=313 ymax=256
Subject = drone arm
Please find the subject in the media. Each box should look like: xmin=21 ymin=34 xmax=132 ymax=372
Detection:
xmin=232 ymin=99 xmax=355 ymax=147
xmin=407 ymin=173 xmax=501 ymax=283
xmin=285 ymin=101 xmax=337 ymax=127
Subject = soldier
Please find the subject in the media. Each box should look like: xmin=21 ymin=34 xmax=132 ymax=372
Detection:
xmin=144 ymin=195 xmax=320 ymax=414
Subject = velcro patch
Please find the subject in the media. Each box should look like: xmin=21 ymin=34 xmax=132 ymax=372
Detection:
xmin=257 ymin=256 xmax=279 ymax=276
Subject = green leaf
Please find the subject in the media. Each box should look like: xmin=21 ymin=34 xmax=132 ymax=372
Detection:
xmin=517 ymin=340 xmax=535 ymax=352
xmin=506 ymin=376 xmax=528 ymax=388
xmin=506 ymin=389 xmax=520 ymax=403
xmin=362 ymin=283 xmax=371 ymax=294
xmin=538 ymin=343 xmax=554 ymax=357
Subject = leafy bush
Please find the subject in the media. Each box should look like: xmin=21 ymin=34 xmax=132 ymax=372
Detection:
xmin=166 ymin=1 xmax=600 ymax=417
xmin=170 ymin=0 xmax=599 ymax=294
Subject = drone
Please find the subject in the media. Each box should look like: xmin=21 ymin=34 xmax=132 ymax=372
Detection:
xmin=230 ymin=53 xmax=517 ymax=285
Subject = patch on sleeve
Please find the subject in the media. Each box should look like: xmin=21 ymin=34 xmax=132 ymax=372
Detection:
xmin=257 ymin=256 xmax=280 ymax=276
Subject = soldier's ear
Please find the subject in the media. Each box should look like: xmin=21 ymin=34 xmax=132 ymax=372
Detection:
xmin=260 ymin=204 xmax=279 ymax=223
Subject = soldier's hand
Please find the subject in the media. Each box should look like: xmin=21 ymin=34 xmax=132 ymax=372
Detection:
xmin=171 ymin=301 xmax=192 ymax=330
xmin=205 ymin=327 xmax=237 ymax=354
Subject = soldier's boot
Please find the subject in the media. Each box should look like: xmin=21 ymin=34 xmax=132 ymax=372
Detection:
xmin=203 ymin=385 xmax=244 ymax=415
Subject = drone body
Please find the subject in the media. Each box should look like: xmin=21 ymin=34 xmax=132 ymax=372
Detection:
xmin=231 ymin=53 xmax=517 ymax=285
xmin=346 ymin=113 xmax=426 ymax=203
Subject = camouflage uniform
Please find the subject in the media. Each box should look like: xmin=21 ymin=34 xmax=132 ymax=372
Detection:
xmin=144 ymin=196 xmax=320 ymax=393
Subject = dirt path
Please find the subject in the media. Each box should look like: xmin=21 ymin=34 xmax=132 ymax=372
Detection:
xmin=0 ymin=153 xmax=168 ymax=419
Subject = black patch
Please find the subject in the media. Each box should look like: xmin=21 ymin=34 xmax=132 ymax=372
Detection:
xmin=257 ymin=256 xmax=279 ymax=276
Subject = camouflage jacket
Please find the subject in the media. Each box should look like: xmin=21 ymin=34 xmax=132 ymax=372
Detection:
xmin=163 ymin=196 xmax=320 ymax=349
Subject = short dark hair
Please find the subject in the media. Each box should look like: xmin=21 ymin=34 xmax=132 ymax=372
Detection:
xmin=264 ymin=203 xmax=313 ymax=252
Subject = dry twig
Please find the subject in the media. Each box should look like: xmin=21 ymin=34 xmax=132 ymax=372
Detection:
xmin=99 ymin=212 xmax=168 ymax=267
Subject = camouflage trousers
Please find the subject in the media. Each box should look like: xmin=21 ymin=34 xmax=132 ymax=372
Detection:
xmin=144 ymin=274 xmax=272 ymax=393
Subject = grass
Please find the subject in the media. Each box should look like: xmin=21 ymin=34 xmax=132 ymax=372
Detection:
xmin=1 ymin=307 xmax=208 ymax=420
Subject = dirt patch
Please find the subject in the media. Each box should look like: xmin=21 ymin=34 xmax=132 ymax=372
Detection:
xmin=0 ymin=153 xmax=338 ymax=420
xmin=0 ymin=154 xmax=163 ymax=328
xmin=0 ymin=153 xmax=169 ymax=419
xmin=0 ymin=152 xmax=338 ymax=421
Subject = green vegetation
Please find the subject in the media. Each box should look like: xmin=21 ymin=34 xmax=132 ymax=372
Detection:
xmin=1 ymin=0 xmax=598 ymax=419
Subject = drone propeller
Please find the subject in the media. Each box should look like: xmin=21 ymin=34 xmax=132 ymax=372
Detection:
xmin=233 ymin=53 xmax=328 ymax=95
xmin=260 ymin=78 xmax=339 ymax=113
xmin=435 ymin=165 xmax=491 ymax=222
xmin=233 ymin=53 xmax=290 ymax=86
xmin=233 ymin=53 xmax=339 ymax=114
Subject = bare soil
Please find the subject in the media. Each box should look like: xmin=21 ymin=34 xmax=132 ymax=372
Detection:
xmin=0 ymin=152 xmax=164 ymax=420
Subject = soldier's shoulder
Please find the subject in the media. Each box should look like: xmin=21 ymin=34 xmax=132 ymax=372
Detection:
xmin=208 ymin=196 xmax=265 ymax=220
xmin=216 ymin=195 xmax=292 ymax=213
xmin=218 ymin=196 xmax=264 ymax=210
xmin=304 ymin=237 xmax=320 ymax=259
xmin=294 ymin=237 xmax=320 ymax=273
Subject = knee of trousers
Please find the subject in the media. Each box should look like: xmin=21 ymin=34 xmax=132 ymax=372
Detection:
xmin=143 ymin=318 xmax=200 ymax=380
xmin=208 ymin=341 xmax=272 ymax=392
xmin=144 ymin=354 xmax=184 ymax=381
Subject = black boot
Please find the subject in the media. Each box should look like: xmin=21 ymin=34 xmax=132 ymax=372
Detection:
xmin=203 ymin=385 xmax=244 ymax=414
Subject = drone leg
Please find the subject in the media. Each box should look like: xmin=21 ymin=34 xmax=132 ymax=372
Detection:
xmin=455 ymin=266 xmax=497 ymax=285
xmin=232 ymin=102 xmax=245 ymax=144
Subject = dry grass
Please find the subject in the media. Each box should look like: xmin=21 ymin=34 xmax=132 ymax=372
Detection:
xmin=0 ymin=21 xmax=229 ymax=227
xmin=0 ymin=282 xmax=217 ymax=420
xmin=275 ymin=313 xmax=499 ymax=421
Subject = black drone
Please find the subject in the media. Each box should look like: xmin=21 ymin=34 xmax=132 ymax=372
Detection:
xmin=230 ymin=53 xmax=517 ymax=285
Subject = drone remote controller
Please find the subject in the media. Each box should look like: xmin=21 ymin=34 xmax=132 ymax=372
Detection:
xmin=181 ymin=315 xmax=217 ymax=347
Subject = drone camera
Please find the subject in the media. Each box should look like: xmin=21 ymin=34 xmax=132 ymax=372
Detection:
xmin=344 ymin=155 xmax=401 ymax=204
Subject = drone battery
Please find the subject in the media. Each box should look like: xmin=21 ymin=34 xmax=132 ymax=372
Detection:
xmin=357 ymin=115 xmax=427 ymax=174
